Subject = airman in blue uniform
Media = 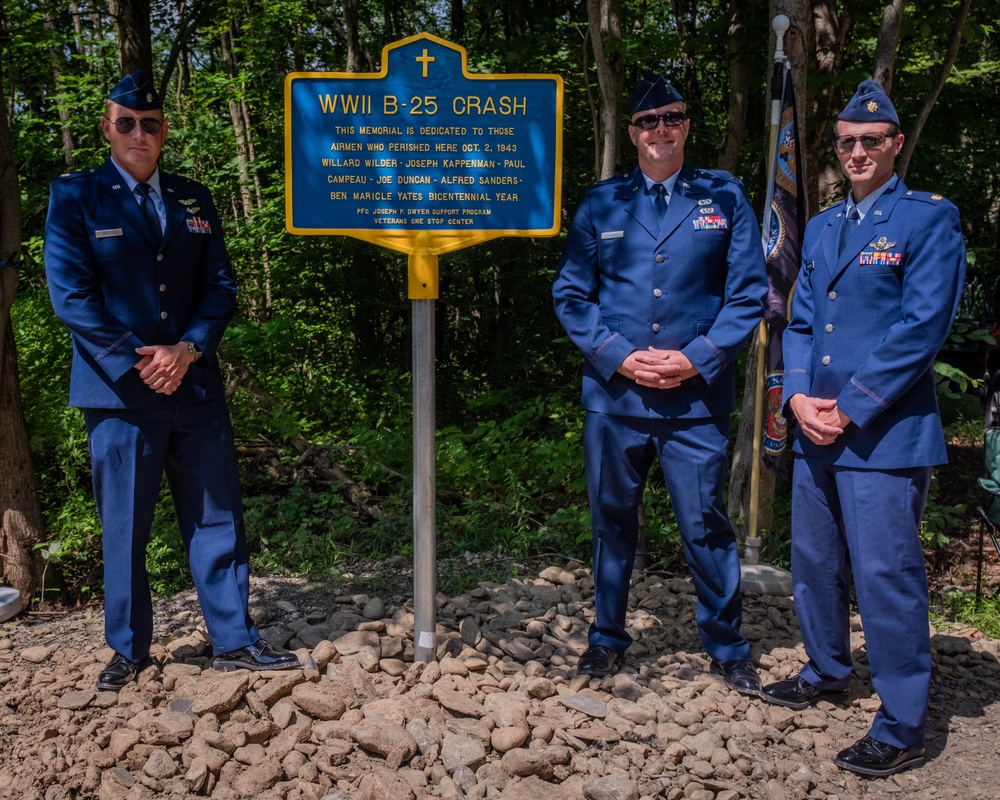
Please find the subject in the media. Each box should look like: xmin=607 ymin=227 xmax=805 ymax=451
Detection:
xmin=43 ymin=71 xmax=299 ymax=689
xmin=553 ymin=72 xmax=768 ymax=692
xmin=761 ymin=80 xmax=966 ymax=777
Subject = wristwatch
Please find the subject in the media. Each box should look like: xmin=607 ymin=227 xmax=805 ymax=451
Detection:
xmin=184 ymin=340 xmax=203 ymax=361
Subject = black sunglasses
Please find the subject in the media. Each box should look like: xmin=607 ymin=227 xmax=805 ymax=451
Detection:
xmin=106 ymin=116 xmax=163 ymax=135
xmin=834 ymin=133 xmax=890 ymax=153
xmin=631 ymin=112 xmax=687 ymax=130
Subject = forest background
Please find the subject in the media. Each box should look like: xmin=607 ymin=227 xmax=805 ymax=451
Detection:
xmin=0 ymin=0 xmax=997 ymax=613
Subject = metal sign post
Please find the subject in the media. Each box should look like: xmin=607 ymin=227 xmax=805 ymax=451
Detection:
xmin=285 ymin=33 xmax=562 ymax=660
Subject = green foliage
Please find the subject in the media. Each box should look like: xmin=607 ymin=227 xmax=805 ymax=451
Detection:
xmin=243 ymin=486 xmax=357 ymax=575
xmin=935 ymin=321 xmax=995 ymax=399
xmin=921 ymin=473 xmax=968 ymax=550
xmin=8 ymin=0 xmax=1000 ymax=602
xmin=33 ymin=538 xmax=64 ymax=604
xmin=936 ymin=588 xmax=1000 ymax=639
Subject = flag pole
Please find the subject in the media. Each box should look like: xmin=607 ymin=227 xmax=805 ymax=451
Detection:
xmin=740 ymin=14 xmax=793 ymax=596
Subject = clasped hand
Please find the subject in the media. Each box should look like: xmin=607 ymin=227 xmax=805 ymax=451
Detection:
xmin=788 ymin=394 xmax=851 ymax=445
xmin=133 ymin=343 xmax=193 ymax=395
xmin=618 ymin=347 xmax=698 ymax=389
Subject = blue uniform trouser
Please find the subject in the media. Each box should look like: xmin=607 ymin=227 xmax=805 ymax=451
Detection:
xmin=84 ymin=398 xmax=259 ymax=661
xmin=583 ymin=412 xmax=750 ymax=662
xmin=791 ymin=457 xmax=932 ymax=750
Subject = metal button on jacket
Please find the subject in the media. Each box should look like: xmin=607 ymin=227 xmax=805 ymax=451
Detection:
xmin=156 ymin=253 xmax=164 ymax=262
xmin=821 ymin=355 xmax=831 ymax=365
xmin=655 ymin=254 xmax=664 ymax=263
xmin=160 ymin=311 xmax=168 ymax=320
xmin=824 ymin=323 xmax=834 ymax=333
xmin=159 ymin=284 xmax=167 ymax=292
xmin=653 ymin=288 xmax=662 ymax=298
xmin=652 ymin=323 xmax=660 ymax=333
xmin=828 ymin=290 xmax=837 ymax=300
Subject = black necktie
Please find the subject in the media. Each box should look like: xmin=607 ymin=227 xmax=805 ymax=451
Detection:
xmin=652 ymin=183 xmax=668 ymax=219
xmin=839 ymin=204 xmax=860 ymax=253
xmin=136 ymin=183 xmax=162 ymax=245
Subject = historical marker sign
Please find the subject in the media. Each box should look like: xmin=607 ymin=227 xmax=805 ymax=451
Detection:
xmin=284 ymin=32 xmax=563 ymax=256
xmin=284 ymin=34 xmax=562 ymax=663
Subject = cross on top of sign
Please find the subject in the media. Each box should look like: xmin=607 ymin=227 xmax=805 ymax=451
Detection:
xmin=415 ymin=48 xmax=435 ymax=78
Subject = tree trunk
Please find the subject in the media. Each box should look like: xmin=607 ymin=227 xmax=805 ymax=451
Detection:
xmin=220 ymin=25 xmax=254 ymax=221
xmin=219 ymin=21 xmax=272 ymax=316
xmin=729 ymin=328 xmax=776 ymax=538
xmin=44 ymin=11 xmax=75 ymax=168
xmin=873 ymin=0 xmax=908 ymax=95
xmin=344 ymin=0 xmax=361 ymax=73
xmin=898 ymin=0 xmax=973 ymax=180
xmin=671 ymin=0 xmax=702 ymax=122
xmin=813 ymin=0 xmax=850 ymax=208
xmin=718 ymin=0 xmax=752 ymax=173
xmin=0 ymin=66 xmax=44 ymax=607
xmin=108 ymin=0 xmax=154 ymax=77
xmin=587 ymin=0 xmax=623 ymax=180
xmin=451 ymin=0 xmax=464 ymax=39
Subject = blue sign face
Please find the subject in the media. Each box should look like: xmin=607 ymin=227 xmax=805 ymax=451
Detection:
xmin=285 ymin=34 xmax=563 ymax=242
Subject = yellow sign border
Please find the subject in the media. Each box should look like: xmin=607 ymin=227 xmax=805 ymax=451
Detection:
xmin=284 ymin=32 xmax=564 ymax=264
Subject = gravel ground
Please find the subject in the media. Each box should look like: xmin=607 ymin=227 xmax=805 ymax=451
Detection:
xmin=1 ymin=558 xmax=999 ymax=800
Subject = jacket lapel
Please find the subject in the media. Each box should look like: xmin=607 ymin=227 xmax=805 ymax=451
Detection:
xmin=623 ymin=169 xmax=660 ymax=238
xmin=829 ymin=176 xmax=905 ymax=284
xmin=623 ymin=165 xmax=699 ymax=244
xmin=159 ymin=172 xmax=187 ymax=247
xmin=658 ymin=166 xmax=698 ymax=244
xmin=820 ymin=204 xmax=844 ymax=282
xmin=100 ymin=159 xmax=161 ymax=249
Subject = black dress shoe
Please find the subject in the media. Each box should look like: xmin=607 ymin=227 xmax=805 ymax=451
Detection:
xmin=834 ymin=735 xmax=925 ymax=777
xmin=710 ymin=658 xmax=762 ymax=696
xmin=212 ymin=639 xmax=300 ymax=672
xmin=97 ymin=652 xmax=140 ymax=691
xmin=761 ymin=675 xmax=849 ymax=709
xmin=577 ymin=645 xmax=623 ymax=678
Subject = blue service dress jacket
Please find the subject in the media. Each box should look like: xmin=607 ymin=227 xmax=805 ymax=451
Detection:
xmin=553 ymin=165 xmax=767 ymax=417
xmin=44 ymin=158 xmax=236 ymax=409
xmin=782 ymin=176 xmax=966 ymax=467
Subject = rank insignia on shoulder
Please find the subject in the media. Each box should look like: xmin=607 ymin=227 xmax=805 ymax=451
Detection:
xmin=186 ymin=216 xmax=212 ymax=234
xmin=869 ymin=236 xmax=897 ymax=251
xmin=931 ymin=194 xmax=943 ymax=200
xmin=693 ymin=216 xmax=728 ymax=230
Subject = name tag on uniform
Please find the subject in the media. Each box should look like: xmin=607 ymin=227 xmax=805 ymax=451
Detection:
xmin=601 ymin=230 xmax=624 ymax=239
xmin=95 ymin=228 xmax=123 ymax=239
